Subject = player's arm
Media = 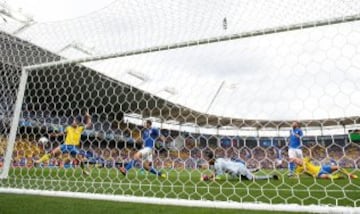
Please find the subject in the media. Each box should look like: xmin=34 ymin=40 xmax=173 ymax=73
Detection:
xmin=84 ymin=112 xmax=92 ymax=129
xmin=135 ymin=138 xmax=143 ymax=144
xmin=294 ymin=129 xmax=304 ymax=139
xmin=154 ymin=129 xmax=167 ymax=146
xmin=135 ymin=129 xmax=144 ymax=144
xmin=288 ymin=130 xmax=292 ymax=145
xmin=159 ymin=135 xmax=166 ymax=142
xmin=291 ymin=157 xmax=303 ymax=166
xmin=49 ymin=128 xmax=66 ymax=137
xmin=154 ymin=128 xmax=165 ymax=141
xmin=318 ymin=173 xmax=341 ymax=180
xmin=210 ymin=173 xmax=216 ymax=181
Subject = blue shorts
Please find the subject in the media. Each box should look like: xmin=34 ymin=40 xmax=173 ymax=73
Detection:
xmin=318 ymin=165 xmax=332 ymax=177
xmin=60 ymin=145 xmax=79 ymax=156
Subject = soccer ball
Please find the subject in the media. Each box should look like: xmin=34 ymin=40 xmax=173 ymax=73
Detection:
xmin=39 ymin=137 xmax=49 ymax=145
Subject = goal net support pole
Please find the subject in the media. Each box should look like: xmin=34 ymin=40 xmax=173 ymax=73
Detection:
xmin=0 ymin=68 xmax=28 ymax=179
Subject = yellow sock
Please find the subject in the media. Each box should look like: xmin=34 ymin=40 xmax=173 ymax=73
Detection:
xmin=38 ymin=154 xmax=51 ymax=163
xmin=330 ymin=174 xmax=341 ymax=180
xmin=340 ymin=168 xmax=350 ymax=176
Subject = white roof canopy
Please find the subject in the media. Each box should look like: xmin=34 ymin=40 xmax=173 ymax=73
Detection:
xmin=1 ymin=0 xmax=360 ymax=121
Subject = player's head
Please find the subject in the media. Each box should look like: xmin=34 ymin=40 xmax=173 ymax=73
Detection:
xmin=72 ymin=116 xmax=82 ymax=127
xmin=144 ymin=120 xmax=152 ymax=128
xmin=78 ymin=150 xmax=86 ymax=158
xmin=292 ymin=121 xmax=300 ymax=129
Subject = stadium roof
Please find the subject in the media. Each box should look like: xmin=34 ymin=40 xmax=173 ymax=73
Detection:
xmin=1 ymin=0 xmax=360 ymax=125
xmin=1 ymin=30 xmax=360 ymax=129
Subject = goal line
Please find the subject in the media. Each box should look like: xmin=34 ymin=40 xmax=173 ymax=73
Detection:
xmin=0 ymin=188 xmax=358 ymax=214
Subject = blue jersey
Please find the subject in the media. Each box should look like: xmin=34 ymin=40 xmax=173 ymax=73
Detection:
xmin=289 ymin=128 xmax=303 ymax=149
xmin=143 ymin=128 xmax=160 ymax=148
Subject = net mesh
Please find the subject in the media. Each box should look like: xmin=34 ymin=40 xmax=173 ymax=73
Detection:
xmin=0 ymin=0 xmax=360 ymax=209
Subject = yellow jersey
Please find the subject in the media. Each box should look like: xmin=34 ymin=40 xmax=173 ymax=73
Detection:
xmin=65 ymin=126 xmax=84 ymax=146
xmin=295 ymin=157 xmax=321 ymax=177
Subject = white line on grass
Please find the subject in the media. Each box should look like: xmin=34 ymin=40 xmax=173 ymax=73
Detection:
xmin=3 ymin=177 xmax=358 ymax=193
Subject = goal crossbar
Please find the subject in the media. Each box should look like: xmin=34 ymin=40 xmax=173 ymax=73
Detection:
xmin=24 ymin=13 xmax=360 ymax=71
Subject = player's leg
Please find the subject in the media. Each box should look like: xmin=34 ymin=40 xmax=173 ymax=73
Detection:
xmin=36 ymin=145 xmax=61 ymax=164
xmin=287 ymin=148 xmax=297 ymax=176
xmin=142 ymin=151 xmax=165 ymax=178
xmin=79 ymin=157 xmax=89 ymax=175
xmin=60 ymin=153 xmax=70 ymax=168
xmin=245 ymin=171 xmax=278 ymax=180
xmin=291 ymin=149 xmax=303 ymax=177
xmin=72 ymin=147 xmax=89 ymax=176
xmin=317 ymin=165 xmax=341 ymax=179
xmin=274 ymin=146 xmax=283 ymax=164
xmin=335 ymin=166 xmax=358 ymax=179
xmin=318 ymin=173 xmax=335 ymax=179
xmin=290 ymin=149 xmax=302 ymax=175
xmin=322 ymin=165 xmax=344 ymax=179
xmin=253 ymin=174 xmax=279 ymax=180
xmin=143 ymin=160 xmax=160 ymax=176
xmin=118 ymin=150 xmax=142 ymax=175
xmin=237 ymin=162 xmax=278 ymax=181
xmin=236 ymin=164 xmax=266 ymax=180
xmin=296 ymin=148 xmax=303 ymax=159
xmin=127 ymin=150 xmax=141 ymax=170
xmin=248 ymin=168 xmax=259 ymax=173
xmin=59 ymin=146 xmax=72 ymax=168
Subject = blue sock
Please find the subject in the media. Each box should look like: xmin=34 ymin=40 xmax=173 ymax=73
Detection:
xmin=149 ymin=167 xmax=161 ymax=176
xmin=125 ymin=160 xmax=135 ymax=171
xmin=289 ymin=162 xmax=295 ymax=174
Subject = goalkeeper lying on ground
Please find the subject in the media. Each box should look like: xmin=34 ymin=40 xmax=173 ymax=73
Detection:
xmin=201 ymin=152 xmax=279 ymax=181
xmin=293 ymin=157 xmax=358 ymax=179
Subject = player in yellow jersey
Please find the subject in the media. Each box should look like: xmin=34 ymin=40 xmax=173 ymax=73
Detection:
xmin=36 ymin=112 xmax=92 ymax=175
xmin=293 ymin=157 xmax=358 ymax=179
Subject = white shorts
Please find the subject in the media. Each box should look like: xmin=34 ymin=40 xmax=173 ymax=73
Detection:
xmin=288 ymin=148 xmax=303 ymax=159
xmin=139 ymin=147 xmax=153 ymax=162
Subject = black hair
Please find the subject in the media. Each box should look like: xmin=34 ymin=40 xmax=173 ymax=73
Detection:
xmin=206 ymin=151 xmax=214 ymax=160
xmin=146 ymin=120 xmax=152 ymax=126
xmin=74 ymin=116 xmax=82 ymax=123
xmin=294 ymin=121 xmax=301 ymax=128
xmin=206 ymin=151 xmax=215 ymax=166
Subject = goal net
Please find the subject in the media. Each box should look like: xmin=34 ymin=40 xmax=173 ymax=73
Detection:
xmin=1 ymin=0 xmax=360 ymax=212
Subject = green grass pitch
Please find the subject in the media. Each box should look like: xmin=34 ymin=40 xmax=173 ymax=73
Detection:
xmin=0 ymin=167 xmax=359 ymax=213
xmin=0 ymin=193 xmax=301 ymax=214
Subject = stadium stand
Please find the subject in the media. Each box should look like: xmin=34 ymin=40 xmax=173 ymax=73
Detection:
xmin=1 ymin=116 xmax=359 ymax=170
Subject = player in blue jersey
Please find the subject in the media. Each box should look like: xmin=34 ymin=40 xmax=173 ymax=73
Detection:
xmin=288 ymin=121 xmax=304 ymax=176
xmin=119 ymin=120 xmax=166 ymax=178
